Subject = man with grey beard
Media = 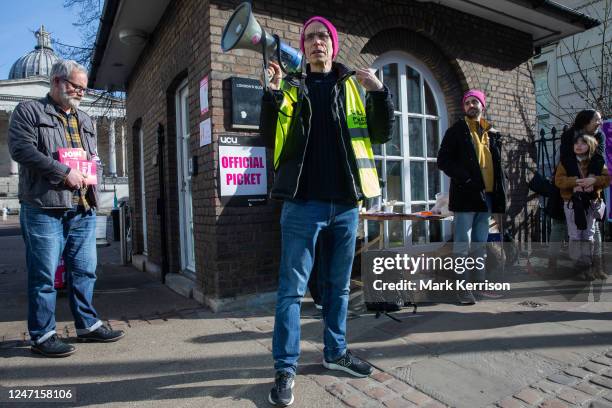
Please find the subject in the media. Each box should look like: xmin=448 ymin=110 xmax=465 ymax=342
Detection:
xmin=8 ymin=60 xmax=124 ymax=358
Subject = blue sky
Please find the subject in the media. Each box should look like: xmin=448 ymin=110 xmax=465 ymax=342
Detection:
xmin=0 ymin=0 xmax=85 ymax=79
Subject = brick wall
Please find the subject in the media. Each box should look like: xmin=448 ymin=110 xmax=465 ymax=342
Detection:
xmin=126 ymin=0 xmax=538 ymax=303
xmin=126 ymin=0 xmax=203 ymax=280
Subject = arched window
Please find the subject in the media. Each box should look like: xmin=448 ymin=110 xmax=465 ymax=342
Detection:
xmin=369 ymin=51 xmax=449 ymax=247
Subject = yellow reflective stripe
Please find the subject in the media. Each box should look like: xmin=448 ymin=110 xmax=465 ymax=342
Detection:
xmin=351 ymin=139 xmax=370 ymax=159
xmin=358 ymin=168 xmax=381 ymax=197
xmin=345 ymin=77 xmax=381 ymax=198
xmin=351 ymin=137 xmax=375 ymax=159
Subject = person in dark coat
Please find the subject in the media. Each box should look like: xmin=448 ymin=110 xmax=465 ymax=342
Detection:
xmin=8 ymin=60 xmax=125 ymax=358
xmin=259 ymin=16 xmax=395 ymax=406
xmin=560 ymin=110 xmax=604 ymax=178
xmin=549 ymin=109 xmax=604 ymax=267
xmin=437 ymin=89 xmax=507 ymax=304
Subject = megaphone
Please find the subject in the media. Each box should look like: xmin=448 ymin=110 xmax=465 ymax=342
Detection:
xmin=221 ymin=2 xmax=303 ymax=73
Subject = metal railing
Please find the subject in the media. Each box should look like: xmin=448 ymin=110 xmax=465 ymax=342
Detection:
xmin=534 ymin=126 xmax=563 ymax=242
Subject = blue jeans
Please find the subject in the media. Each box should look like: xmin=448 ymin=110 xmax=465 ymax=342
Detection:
xmin=20 ymin=203 xmax=101 ymax=345
xmin=453 ymin=195 xmax=492 ymax=281
xmin=273 ymin=200 xmax=358 ymax=375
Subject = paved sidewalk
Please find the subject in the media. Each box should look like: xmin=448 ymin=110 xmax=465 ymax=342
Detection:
xmin=1 ymin=229 xmax=612 ymax=407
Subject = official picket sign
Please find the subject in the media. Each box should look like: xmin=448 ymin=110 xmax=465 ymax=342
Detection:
xmin=218 ymin=135 xmax=267 ymax=206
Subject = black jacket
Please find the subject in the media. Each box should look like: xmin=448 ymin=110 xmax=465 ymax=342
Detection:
xmin=259 ymin=62 xmax=395 ymax=201
xmin=437 ymin=119 xmax=507 ymax=213
xmin=560 ymin=127 xmax=605 ymax=177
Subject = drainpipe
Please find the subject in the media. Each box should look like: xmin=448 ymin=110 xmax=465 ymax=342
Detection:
xmin=156 ymin=123 xmax=169 ymax=283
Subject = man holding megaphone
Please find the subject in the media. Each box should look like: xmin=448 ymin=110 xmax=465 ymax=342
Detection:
xmin=259 ymin=16 xmax=395 ymax=406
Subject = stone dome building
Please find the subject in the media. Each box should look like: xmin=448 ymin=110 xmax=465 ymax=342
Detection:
xmin=8 ymin=26 xmax=59 ymax=80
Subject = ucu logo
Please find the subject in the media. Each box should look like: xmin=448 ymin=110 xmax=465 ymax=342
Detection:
xmin=220 ymin=136 xmax=238 ymax=144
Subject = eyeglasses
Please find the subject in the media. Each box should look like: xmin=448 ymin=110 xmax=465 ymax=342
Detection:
xmin=61 ymin=77 xmax=87 ymax=94
xmin=305 ymin=31 xmax=331 ymax=42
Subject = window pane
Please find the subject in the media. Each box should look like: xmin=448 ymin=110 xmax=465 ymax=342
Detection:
xmin=387 ymin=114 xmax=401 ymax=156
xmin=382 ymin=64 xmax=399 ymax=110
xmin=427 ymin=162 xmax=440 ymax=200
xmin=408 ymin=118 xmax=423 ymax=157
xmin=411 ymin=204 xmax=426 ymax=244
xmin=425 ymin=81 xmax=437 ymax=115
xmin=386 ymin=161 xmax=403 ymax=202
xmin=410 ymin=161 xmax=425 ymax=201
xmin=389 ymin=221 xmax=404 ymax=248
xmin=426 ymin=120 xmax=439 ymax=158
xmin=406 ymin=66 xmax=422 ymax=113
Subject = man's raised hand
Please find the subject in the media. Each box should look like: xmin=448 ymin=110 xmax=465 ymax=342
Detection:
xmin=355 ymin=68 xmax=383 ymax=92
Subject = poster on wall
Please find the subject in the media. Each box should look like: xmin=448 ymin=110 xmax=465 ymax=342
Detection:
xmin=603 ymin=119 xmax=612 ymax=220
xmin=218 ymin=134 xmax=267 ymax=206
xmin=199 ymin=118 xmax=211 ymax=147
xmin=199 ymin=75 xmax=209 ymax=115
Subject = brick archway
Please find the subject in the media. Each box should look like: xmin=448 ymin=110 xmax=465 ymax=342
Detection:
xmin=349 ymin=28 xmax=465 ymax=123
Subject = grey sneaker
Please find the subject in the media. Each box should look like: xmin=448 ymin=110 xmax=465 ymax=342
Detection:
xmin=268 ymin=370 xmax=295 ymax=406
xmin=323 ymin=350 xmax=373 ymax=378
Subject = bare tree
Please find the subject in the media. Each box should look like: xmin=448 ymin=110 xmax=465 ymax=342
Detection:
xmin=558 ymin=0 xmax=611 ymax=119
xmin=52 ymin=0 xmax=103 ymax=69
xmin=53 ymin=0 xmax=125 ymax=116
xmin=532 ymin=0 xmax=611 ymax=125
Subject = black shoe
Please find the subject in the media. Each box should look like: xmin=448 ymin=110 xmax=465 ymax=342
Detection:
xmin=268 ymin=371 xmax=295 ymax=406
xmin=77 ymin=325 xmax=125 ymax=343
xmin=31 ymin=335 xmax=76 ymax=358
xmin=457 ymin=289 xmax=477 ymax=305
xmin=323 ymin=350 xmax=373 ymax=378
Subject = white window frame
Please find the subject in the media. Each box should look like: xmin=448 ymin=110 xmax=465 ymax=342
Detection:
xmin=371 ymin=51 xmax=451 ymax=247
xmin=175 ymin=79 xmax=196 ymax=278
xmin=138 ymin=127 xmax=148 ymax=256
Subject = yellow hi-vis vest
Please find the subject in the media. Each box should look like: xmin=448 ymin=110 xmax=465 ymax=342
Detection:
xmin=273 ymin=77 xmax=381 ymax=198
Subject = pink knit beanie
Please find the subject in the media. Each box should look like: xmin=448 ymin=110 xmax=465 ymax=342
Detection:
xmin=299 ymin=16 xmax=339 ymax=60
xmin=462 ymin=89 xmax=486 ymax=109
